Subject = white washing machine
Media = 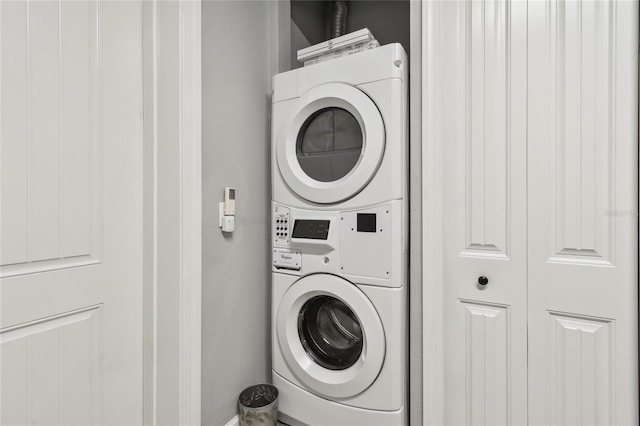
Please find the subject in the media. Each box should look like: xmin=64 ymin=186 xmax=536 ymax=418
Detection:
xmin=271 ymin=44 xmax=407 ymax=426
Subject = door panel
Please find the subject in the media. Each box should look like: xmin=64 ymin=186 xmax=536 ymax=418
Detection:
xmin=442 ymin=1 xmax=528 ymax=424
xmin=1 ymin=307 xmax=101 ymax=425
xmin=460 ymin=301 xmax=510 ymax=425
xmin=0 ymin=1 xmax=143 ymax=424
xmin=527 ymin=0 xmax=638 ymax=424
xmin=1 ymin=0 xmax=100 ymax=277
xmin=1 ymin=0 xmax=29 ymax=265
xmin=545 ymin=312 xmax=614 ymax=425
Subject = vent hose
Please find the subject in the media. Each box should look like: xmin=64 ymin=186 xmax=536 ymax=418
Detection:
xmin=330 ymin=1 xmax=348 ymax=39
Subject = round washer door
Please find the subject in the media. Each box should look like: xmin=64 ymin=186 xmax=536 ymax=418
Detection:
xmin=276 ymin=82 xmax=385 ymax=204
xmin=276 ymin=274 xmax=385 ymax=398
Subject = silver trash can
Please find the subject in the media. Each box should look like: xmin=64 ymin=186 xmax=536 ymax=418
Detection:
xmin=238 ymin=384 xmax=278 ymax=426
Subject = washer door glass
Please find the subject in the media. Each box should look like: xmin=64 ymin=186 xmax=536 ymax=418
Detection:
xmin=298 ymin=295 xmax=363 ymax=370
xmin=296 ymin=108 xmax=363 ymax=183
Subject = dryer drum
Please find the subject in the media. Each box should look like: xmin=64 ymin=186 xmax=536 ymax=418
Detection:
xmin=298 ymin=295 xmax=363 ymax=370
xmin=296 ymin=107 xmax=363 ymax=183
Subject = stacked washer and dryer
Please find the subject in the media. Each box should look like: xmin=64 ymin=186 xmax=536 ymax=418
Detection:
xmin=271 ymin=42 xmax=408 ymax=425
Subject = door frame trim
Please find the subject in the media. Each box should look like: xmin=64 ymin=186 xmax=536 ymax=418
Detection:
xmin=178 ymin=1 xmax=202 ymax=424
xmin=143 ymin=1 xmax=202 ymax=424
xmin=422 ymin=1 xmax=445 ymax=425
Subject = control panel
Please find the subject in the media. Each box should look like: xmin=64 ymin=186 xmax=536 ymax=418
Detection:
xmin=271 ymin=201 xmax=404 ymax=285
xmin=273 ymin=204 xmax=291 ymax=246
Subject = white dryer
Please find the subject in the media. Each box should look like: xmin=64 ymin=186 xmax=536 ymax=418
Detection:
xmin=271 ymin=43 xmax=408 ymax=426
xmin=272 ymin=43 xmax=407 ymax=209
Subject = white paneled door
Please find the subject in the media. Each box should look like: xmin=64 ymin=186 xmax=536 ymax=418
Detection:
xmin=1 ymin=1 xmax=144 ymax=425
xmin=528 ymin=1 xmax=638 ymax=424
xmin=441 ymin=1 xmax=528 ymax=424
xmin=440 ymin=0 xmax=638 ymax=425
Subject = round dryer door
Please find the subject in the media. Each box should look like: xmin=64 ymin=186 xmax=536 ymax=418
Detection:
xmin=276 ymin=274 xmax=385 ymax=398
xmin=276 ymin=82 xmax=385 ymax=204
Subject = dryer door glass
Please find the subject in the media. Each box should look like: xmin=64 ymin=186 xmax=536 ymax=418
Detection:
xmin=298 ymin=295 xmax=363 ymax=370
xmin=296 ymin=108 xmax=363 ymax=182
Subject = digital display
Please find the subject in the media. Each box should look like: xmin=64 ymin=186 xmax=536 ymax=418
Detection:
xmin=357 ymin=213 xmax=377 ymax=232
xmin=292 ymin=220 xmax=330 ymax=240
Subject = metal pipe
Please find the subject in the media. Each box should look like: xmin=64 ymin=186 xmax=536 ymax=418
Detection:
xmin=330 ymin=1 xmax=348 ymax=39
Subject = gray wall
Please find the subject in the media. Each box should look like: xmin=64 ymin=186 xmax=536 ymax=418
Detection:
xmin=291 ymin=20 xmax=310 ymax=70
xmin=201 ymin=2 xmax=274 ymax=424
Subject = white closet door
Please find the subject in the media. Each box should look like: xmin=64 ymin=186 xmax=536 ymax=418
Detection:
xmin=0 ymin=1 xmax=144 ymax=424
xmin=441 ymin=1 xmax=528 ymax=424
xmin=527 ymin=1 xmax=638 ymax=425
